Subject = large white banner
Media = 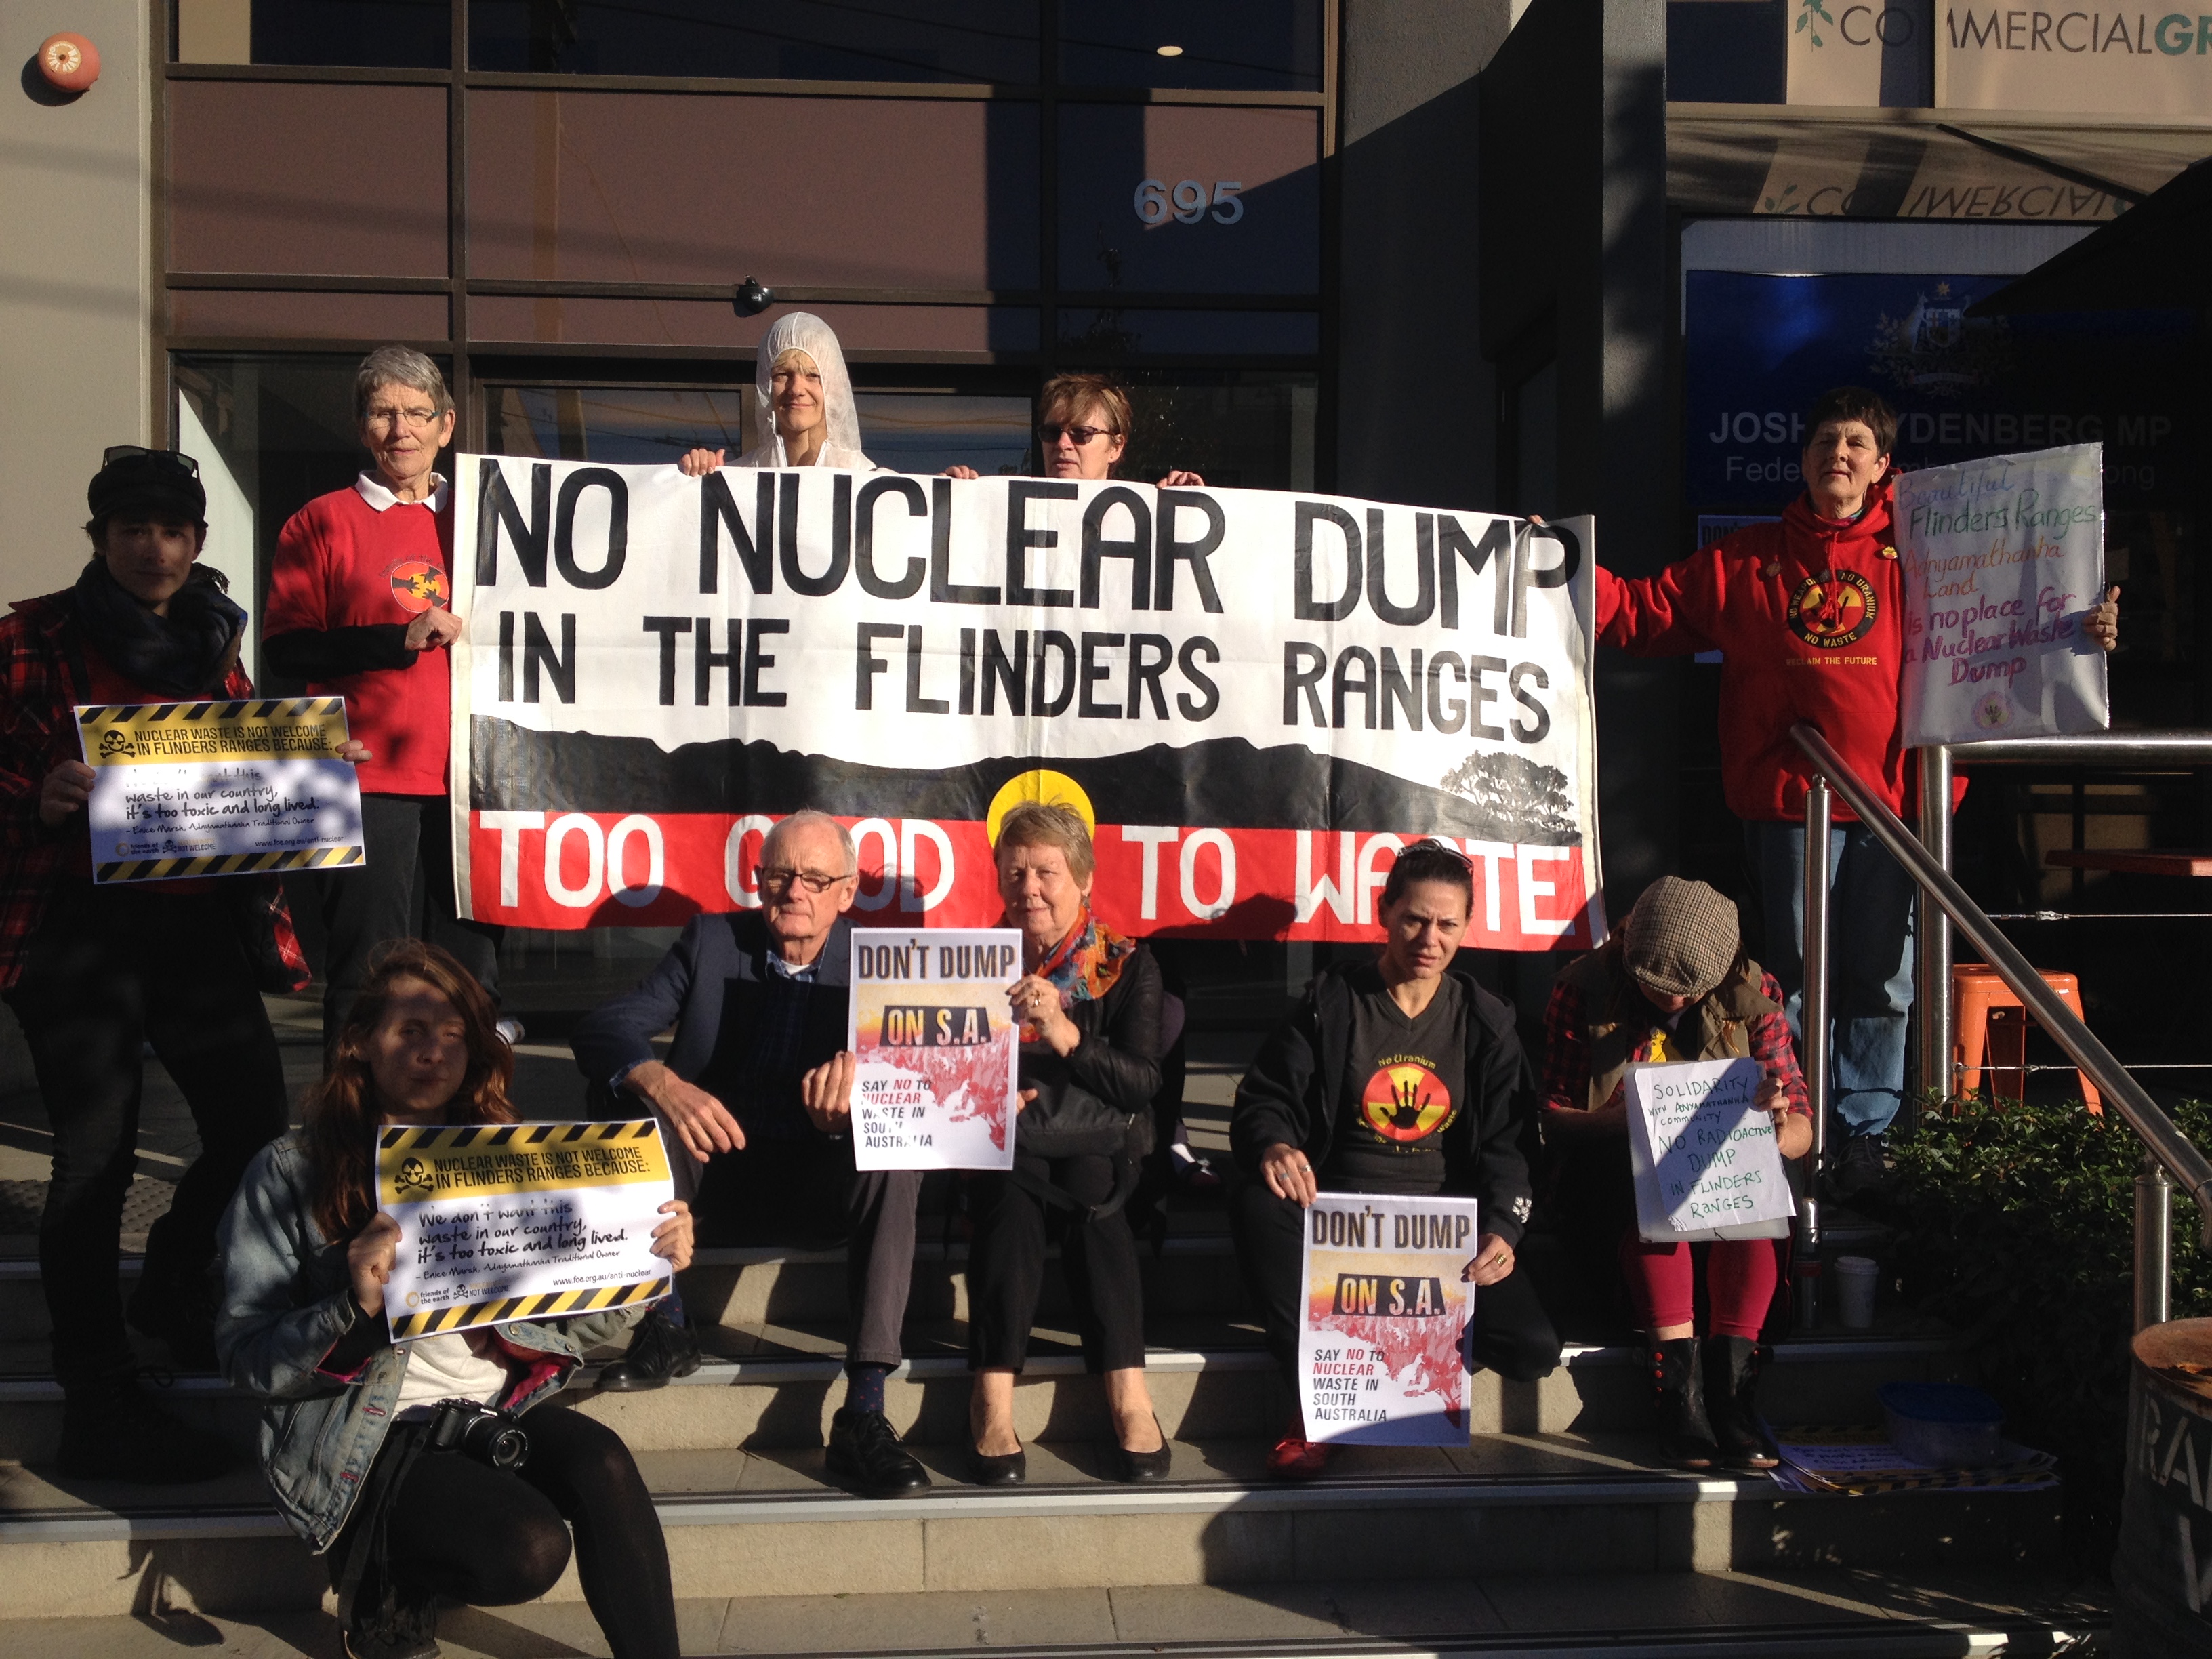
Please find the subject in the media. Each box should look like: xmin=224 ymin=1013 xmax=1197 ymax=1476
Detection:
xmin=1937 ymin=8 xmax=2212 ymax=120
xmin=1898 ymin=442 xmax=2108 ymax=747
xmin=447 ymin=460 xmax=1604 ymax=947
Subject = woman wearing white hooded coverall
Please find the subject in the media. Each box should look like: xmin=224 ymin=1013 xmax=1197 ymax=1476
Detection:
xmin=679 ymin=312 xmax=882 ymax=476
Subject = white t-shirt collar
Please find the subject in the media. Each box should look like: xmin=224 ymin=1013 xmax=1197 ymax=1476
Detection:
xmin=356 ymin=471 xmax=450 ymax=514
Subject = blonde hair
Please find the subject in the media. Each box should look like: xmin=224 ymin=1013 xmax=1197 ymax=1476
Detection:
xmin=1039 ymin=373 xmax=1132 ymax=441
xmin=995 ymin=801 xmax=1096 ymax=883
xmin=771 ymin=348 xmax=821 ymax=376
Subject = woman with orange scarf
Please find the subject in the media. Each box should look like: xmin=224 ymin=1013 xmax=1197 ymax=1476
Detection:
xmin=966 ymin=802 xmax=1168 ymax=1486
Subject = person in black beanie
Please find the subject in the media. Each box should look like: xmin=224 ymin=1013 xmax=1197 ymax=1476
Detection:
xmin=0 ymin=448 xmax=354 ymax=1483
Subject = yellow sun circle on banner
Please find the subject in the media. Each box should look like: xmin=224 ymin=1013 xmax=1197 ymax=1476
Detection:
xmin=986 ymin=770 xmax=1096 ymax=845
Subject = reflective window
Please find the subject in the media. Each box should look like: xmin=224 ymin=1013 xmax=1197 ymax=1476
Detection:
xmin=1667 ymin=1 xmax=1785 ymax=104
xmin=487 ymin=386 xmax=750 ymax=464
xmin=174 ymin=354 xmax=447 ymax=677
xmin=1059 ymin=0 xmax=1322 ymax=92
xmin=853 ymin=393 xmax=1033 ymax=475
xmin=470 ymin=1 xmax=1039 ymax=83
xmin=1099 ymin=371 xmax=1318 ymax=491
xmin=174 ymin=0 xmax=453 ymax=68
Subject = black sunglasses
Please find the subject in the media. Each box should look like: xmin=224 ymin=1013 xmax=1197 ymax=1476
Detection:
xmin=102 ymin=445 xmax=201 ymax=478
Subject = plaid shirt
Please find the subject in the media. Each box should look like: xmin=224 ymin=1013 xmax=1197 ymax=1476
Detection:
xmin=0 ymin=591 xmax=254 ymax=988
xmin=1539 ymin=970 xmax=1809 ymax=1116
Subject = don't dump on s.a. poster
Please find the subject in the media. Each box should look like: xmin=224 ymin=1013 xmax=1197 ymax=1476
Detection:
xmin=1298 ymin=1191 xmax=1482 ymax=1446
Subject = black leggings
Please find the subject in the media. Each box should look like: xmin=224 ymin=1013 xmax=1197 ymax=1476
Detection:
xmin=3 ymin=882 xmax=287 ymax=1383
xmin=365 ymin=1405 xmax=676 ymax=1659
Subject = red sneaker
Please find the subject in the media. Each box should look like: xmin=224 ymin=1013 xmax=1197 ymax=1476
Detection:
xmin=1267 ymin=1434 xmax=1329 ymax=1481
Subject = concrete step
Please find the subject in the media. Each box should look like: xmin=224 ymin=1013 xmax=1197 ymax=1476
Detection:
xmin=0 ymin=1335 xmax=1967 ymax=1458
xmin=0 ymin=1233 xmax=1253 ymax=1343
xmin=0 ymin=1570 xmax=2110 ymax=1656
xmin=0 ymin=1432 xmax=2068 ymax=1618
xmin=0 ymin=1568 xmax=2112 ymax=1657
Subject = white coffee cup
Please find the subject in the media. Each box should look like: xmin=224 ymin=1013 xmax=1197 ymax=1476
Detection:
xmin=1833 ymin=1254 xmax=1879 ymax=1330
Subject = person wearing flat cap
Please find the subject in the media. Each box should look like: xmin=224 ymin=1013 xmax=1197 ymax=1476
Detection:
xmin=0 ymin=448 xmax=359 ymax=1483
xmin=1538 ymin=876 xmax=1813 ymax=1472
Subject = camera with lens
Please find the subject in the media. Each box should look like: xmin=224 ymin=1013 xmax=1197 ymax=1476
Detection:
xmin=427 ymin=1398 xmax=530 ymax=1470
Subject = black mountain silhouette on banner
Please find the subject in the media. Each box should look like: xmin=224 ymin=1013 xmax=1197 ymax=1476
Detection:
xmin=470 ymin=720 xmax=1582 ymax=846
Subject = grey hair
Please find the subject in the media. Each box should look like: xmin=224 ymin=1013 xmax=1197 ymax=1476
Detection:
xmin=355 ymin=345 xmax=453 ymax=422
xmin=764 ymin=809 xmax=857 ymax=876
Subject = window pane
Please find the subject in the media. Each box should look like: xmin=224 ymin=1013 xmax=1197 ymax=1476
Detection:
xmin=852 ymin=393 xmax=1034 ymax=475
xmin=1059 ymin=0 xmax=1322 ymax=92
xmin=1666 ymin=1 xmax=1785 ymax=104
xmin=1086 ymin=371 xmax=1317 ymax=491
xmin=173 ymin=354 xmax=441 ymax=671
xmin=176 ymin=1 xmax=453 ymax=68
xmin=485 ymin=387 xmax=750 ymax=464
xmin=470 ymin=1 xmax=1038 ymax=83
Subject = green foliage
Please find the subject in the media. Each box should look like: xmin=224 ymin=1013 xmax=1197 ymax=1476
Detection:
xmin=1873 ymin=1096 xmax=2212 ymax=1572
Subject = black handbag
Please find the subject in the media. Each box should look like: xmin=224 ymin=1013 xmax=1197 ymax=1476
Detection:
xmin=1010 ymin=1056 xmax=1155 ymax=1221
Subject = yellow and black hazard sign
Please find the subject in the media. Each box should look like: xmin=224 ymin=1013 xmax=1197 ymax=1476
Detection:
xmin=377 ymin=1120 xmax=671 ymax=1205
xmin=389 ymin=1274 xmax=671 ymax=1342
xmin=77 ymin=697 xmax=350 ymax=764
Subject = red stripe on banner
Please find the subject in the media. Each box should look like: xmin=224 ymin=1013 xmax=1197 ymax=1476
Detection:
xmin=466 ymin=812 xmax=1599 ymax=949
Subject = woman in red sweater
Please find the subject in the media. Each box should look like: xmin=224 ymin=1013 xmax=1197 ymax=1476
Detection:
xmin=1596 ymin=387 xmax=2115 ymax=1193
xmin=264 ymin=346 xmax=508 ymax=1057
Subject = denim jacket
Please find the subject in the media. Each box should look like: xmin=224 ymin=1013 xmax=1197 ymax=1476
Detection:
xmin=215 ymin=1131 xmax=649 ymax=1553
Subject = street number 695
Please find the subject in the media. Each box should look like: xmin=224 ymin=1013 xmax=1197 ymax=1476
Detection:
xmin=1134 ymin=179 xmax=1245 ymax=226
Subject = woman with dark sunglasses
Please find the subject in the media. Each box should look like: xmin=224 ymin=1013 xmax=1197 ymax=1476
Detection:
xmin=944 ymin=373 xmax=1203 ymax=486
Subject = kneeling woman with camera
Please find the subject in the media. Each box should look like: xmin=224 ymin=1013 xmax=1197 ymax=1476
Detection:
xmin=217 ymin=943 xmax=693 ymax=1659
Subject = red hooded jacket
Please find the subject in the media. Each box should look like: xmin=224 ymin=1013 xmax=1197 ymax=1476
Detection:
xmin=1597 ymin=480 xmax=1934 ymax=825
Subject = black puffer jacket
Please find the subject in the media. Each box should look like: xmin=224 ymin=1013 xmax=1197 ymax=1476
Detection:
xmin=1230 ymin=961 xmax=1538 ymax=1246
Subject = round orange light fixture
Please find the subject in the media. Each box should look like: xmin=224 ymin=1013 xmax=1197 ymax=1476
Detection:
xmin=38 ymin=33 xmax=100 ymax=93
xmin=1155 ymin=44 xmax=1185 ymax=57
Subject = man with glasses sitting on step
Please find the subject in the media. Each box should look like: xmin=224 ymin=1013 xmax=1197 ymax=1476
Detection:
xmin=571 ymin=809 xmax=930 ymax=1498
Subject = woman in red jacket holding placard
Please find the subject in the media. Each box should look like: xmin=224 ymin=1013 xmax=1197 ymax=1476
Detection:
xmin=1595 ymin=386 xmax=2114 ymax=1193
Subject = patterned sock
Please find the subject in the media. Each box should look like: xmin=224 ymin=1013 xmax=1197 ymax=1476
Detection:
xmin=844 ymin=1361 xmax=893 ymax=1417
xmin=659 ymin=1286 xmax=687 ymax=1328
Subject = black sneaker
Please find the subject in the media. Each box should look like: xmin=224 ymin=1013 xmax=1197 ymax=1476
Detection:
xmin=56 ymin=1372 xmax=232 ymax=1484
xmin=1828 ymin=1134 xmax=1888 ymax=1200
xmin=595 ymin=1308 xmax=702 ymax=1392
xmin=827 ymin=1406 xmax=931 ymax=1498
xmin=346 ymin=1589 xmax=441 ymax=1659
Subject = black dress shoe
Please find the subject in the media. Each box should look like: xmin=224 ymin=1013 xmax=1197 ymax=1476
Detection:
xmin=595 ymin=1308 xmax=701 ymax=1392
xmin=1114 ymin=1416 xmax=1172 ymax=1483
xmin=827 ymin=1407 xmax=930 ymax=1497
xmin=968 ymin=1443 xmax=1026 ymax=1486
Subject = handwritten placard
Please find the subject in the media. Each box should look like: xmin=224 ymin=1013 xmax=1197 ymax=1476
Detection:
xmin=1898 ymin=442 xmax=2109 ymax=747
xmin=1296 ymin=1192 xmax=1480 ymax=1446
xmin=1624 ymin=1058 xmax=1795 ymax=1243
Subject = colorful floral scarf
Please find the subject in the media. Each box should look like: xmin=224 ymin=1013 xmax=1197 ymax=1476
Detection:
xmin=1030 ymin=905 xmax=1136 ymax=1008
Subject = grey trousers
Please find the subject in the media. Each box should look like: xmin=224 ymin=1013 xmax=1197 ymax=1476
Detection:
xmin=663 ymin=1122 xmax=921 ymax=1367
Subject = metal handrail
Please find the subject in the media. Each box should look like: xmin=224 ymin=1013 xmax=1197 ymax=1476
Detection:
xmin=1790 ymin=724 xmax=2212 ymax=1273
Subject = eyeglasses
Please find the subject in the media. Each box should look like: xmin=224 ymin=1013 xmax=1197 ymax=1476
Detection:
xmin=1040 ymin=422 xmax=1115 ymax=447
xmin=363 ymin=404 xmax=445 ymax=430
xmin=1399 ymin=840 xmax=1473 ymax=869
xmin=101 ymin=446 xmax=200 ymax=478
xmin=758 ymin=865 xmax=855 ymax=894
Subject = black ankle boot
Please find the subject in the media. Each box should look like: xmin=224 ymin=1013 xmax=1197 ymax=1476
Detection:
xmin=56 ymin=1371 xmax=232 ymax=1484
xmin=1704 ymin=1335 xmax=1777 ymax=1470
xmin=1649 ymin=1337 xmax=1717 ymax=1469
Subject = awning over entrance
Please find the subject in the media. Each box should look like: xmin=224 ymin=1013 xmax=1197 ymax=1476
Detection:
xmin=1969 ymin=159 xmax=2212 ymax=316
xmin=1668 ymin=106 xmax=2211 ymax=223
